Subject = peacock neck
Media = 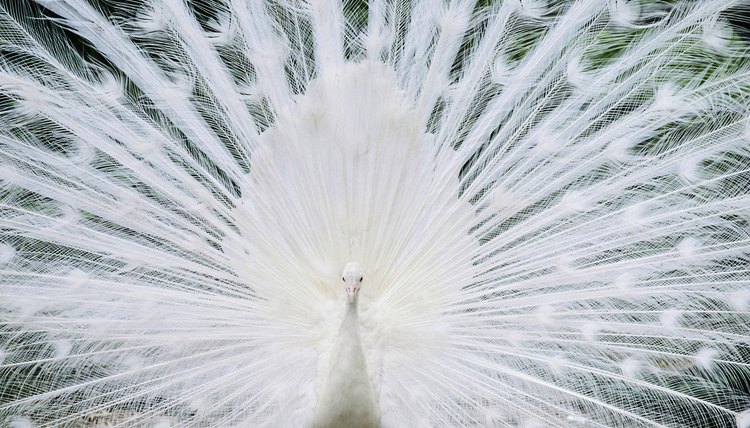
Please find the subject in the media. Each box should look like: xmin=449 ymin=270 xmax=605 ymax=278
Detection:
xmin=346 ymin=296 xmax=359 ymax=314
xmin=336 ymin=298 xmax=364 ymax=378
xmin=311 ymin=295 xmax=379 ymax=428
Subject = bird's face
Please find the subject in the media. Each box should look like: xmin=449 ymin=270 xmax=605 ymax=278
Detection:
xmin=341 ymin=262 xmax=364 ymax=303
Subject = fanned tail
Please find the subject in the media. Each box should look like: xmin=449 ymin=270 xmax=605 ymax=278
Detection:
xmin=0 ymin=1 xmax=749 ymax=427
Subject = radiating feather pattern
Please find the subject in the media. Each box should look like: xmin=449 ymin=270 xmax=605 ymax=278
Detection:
xmin=0 ymin=0 xmax=749 ymax=427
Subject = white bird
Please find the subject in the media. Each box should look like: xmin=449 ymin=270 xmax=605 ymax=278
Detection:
xmin=0 ymin=0 xmax=749 ymax=427
xmin=312 ymin=262 xmax=379 ymax=428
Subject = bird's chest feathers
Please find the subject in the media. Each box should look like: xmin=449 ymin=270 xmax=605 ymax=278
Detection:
xmin=313 ymin=303 xmax=379 ymax=427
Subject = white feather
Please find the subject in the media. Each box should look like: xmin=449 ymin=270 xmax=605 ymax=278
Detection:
xmin=0 ymin=1 xmax=749 ymax=427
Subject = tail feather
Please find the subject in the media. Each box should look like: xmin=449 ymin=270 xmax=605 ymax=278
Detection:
xmin=1 ymin=1 xmax=749 ymax=427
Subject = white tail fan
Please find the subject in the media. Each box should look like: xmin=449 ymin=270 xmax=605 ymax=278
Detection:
xmin=1 ymin=0 xmax=749 ymax=427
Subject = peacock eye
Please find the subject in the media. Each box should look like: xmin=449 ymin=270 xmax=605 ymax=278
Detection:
xmin=342 ymin=277 xmax=345 ymax=282
xmin=359 ymin=277 xmax=363 ymax=283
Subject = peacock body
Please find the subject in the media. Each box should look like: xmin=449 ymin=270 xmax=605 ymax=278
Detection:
xmin=0 ymin=0 xmax=749 ymax=427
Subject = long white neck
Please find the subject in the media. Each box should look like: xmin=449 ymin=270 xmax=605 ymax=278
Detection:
xmin=312 ymin=298 xmax=379 ymax=428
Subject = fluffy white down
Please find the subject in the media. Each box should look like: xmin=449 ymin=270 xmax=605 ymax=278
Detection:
xmin=232 ymin=62 xmax=478 ymax=426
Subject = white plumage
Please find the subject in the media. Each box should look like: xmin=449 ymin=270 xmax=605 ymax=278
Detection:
xmin=0 ymin=0 xmax=749 ymax=427
xmin=312 ymin=262 xmax=379 ymax=428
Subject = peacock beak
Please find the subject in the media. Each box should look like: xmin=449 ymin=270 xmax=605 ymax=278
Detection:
xmin=345 ymin=282 xmax=359 ymax=303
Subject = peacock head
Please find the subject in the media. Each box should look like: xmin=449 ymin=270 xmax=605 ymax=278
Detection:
xmin=341 ymin=262 xmax=364 ymax=304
